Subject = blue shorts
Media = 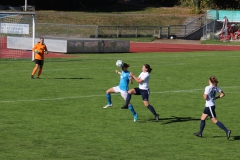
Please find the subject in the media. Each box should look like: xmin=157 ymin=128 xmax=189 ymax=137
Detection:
xmin=35 ymin=59 xmax=44 ymax=68
xmin=134 ymin=87 xmax=149 ymax=101
xmin=203 ymin=106 xmax=216 ymax=118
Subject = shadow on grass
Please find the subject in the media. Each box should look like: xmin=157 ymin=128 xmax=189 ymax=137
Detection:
xmin=147 ymin=116 xmax=199 ymax=124
xmin=212 ymin=135 xmax=240 ymax=140
xmin=53 ymin=78 xmax=93 ymax=80
xmin=47 ymin=59 xmax=83 ymax=62
xmin=233 ymin=136 xmax=240 ymax=140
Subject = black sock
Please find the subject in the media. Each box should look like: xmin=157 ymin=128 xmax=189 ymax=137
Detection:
xmin=199 ymin=120 xmax=205 ymax=135
xmin=125 ymin=93 xmax=131 ymax=106
xmin=216 ymin=121 xmax=228 ymax=133
xmin=147 ymin=105 xmax=157 ymax=116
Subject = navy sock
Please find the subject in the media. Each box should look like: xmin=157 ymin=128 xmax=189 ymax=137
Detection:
xmin=199 ymin=120 xmax=205 ymax=135
xmin=128 ymin=104 xmax=136 ymax=116
xmin=125 ymin=93 xmax=132 ymax=106
xmin=106 ymin=94 xmax=111 ymax=105
xmin=216 ymin=121 xmax=228 ymax=133
xmin=147 ymin=105 xmax=157 ymax=116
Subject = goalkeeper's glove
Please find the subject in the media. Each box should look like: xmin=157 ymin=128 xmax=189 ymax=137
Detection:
xmin=34 ymin=49 xmax=39 ymax=54
xmin=44 ymin=50 xmax=48 ymax=54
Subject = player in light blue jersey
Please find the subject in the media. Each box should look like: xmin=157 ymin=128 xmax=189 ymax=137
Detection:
xmin=194 ymin=76 xmax=231 ymax=139
xmin=103 ymin=63 xmax=138 ymax=122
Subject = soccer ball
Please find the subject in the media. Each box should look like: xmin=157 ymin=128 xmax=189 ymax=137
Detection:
xmin=170 ymin=36 xmax=173 ymax=39
xmin=116 ymin=60 xmax=124 ymax=67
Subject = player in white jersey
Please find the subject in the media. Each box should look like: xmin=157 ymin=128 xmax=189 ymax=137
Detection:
xmin=103 ymin=63 xmax=138 ymax=121
xmin=194 ymin=76 xmax=231 ymax=139
xmin=122 ymin=64 xmax=159 ymax=121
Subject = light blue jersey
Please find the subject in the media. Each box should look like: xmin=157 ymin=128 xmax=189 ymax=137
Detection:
xmin=119 ymin=70 xmax=131 ymax=91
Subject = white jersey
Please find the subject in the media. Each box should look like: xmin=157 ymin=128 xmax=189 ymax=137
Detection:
xmin=204 ymin=85 xmax=222 ymax=107
xmin=138 ymin=72 xmax=150 ymax=90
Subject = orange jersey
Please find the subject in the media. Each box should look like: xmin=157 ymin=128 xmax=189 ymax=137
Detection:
xmin=32 ymin=42 xmax=48 ymax=60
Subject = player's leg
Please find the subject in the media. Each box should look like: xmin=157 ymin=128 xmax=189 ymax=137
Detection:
xmin=141 ymin=89 xmax=159 ymax=121
xmin=194 ymin=106 xmax=209 ymax=137
xmin=37 ymin=60 xmax=44 ymax=78
xmin=210 ymin=106 xmax=231 ymax=139
xmin=31 ymin=60 xmax=39 ymax=79
xmin=194 ymin=113 xmax=208 ymax=137
xmin=121 ymin=88 xmax=137 ymax=109
xmin=103 ymin=87 xmax=116 ymax=108
xmin=121 ymin=91 xmax=138 ymax=122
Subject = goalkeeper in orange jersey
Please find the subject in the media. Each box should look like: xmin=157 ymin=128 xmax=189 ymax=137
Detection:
xmin=31 ymin=37 xmax=48 ymax=79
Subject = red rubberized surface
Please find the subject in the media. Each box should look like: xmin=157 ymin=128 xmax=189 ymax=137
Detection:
xmin=1 ymin=37 xmax=240 ymax=58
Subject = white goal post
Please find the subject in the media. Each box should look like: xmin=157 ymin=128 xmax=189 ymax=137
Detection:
xmin=0 ymin=12 xmax=35 ymax=60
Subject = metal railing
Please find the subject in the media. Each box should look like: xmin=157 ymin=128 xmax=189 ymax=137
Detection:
xmin=36 ymin=17 xmax=207 ymax=39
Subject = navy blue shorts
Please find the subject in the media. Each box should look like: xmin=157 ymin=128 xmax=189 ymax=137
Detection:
xmin=35 ymin=59 xmax=44 ymax=68
xmin=134 ymin=87 xmax=149 ymax=101
xmin=203 ymin=106 xmax=216 ymax=118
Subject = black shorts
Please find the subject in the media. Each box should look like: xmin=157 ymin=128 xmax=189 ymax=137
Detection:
xmin=134 ymin=87 xmax=150 ymax=101
xmin=203 ymin=106 xmax=216 ymax=118
xmin=35 ymin=59 xmax=44 ymax=68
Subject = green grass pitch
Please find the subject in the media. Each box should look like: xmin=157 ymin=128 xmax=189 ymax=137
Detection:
xmin=0 ymin=51 xmax=239 ymax=159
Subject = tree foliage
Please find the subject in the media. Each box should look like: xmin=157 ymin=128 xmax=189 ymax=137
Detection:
xmin=179 ymin=0 xmax=240 ymax=9
xmin=0 ymin=0 xmax=240 ymax=10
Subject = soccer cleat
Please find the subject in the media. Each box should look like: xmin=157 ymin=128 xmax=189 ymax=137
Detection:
xmin=226 ymin=130 xmax=231 ymax=140
xmin=103 ymin=104 xmax=112 ymax=108
xmin=155 ymin=114 xmax=159 ymax=122
xmin=37 ymin=77 xmax=40 ymax=79
xmin=31 ymin=75 xmax=34 ymax=79
xmin=121 ymin=105 xmax=128 ymax=109
xmin=134 ymin=114 xmax=138 ymax=122
xmin=193 ymin=132 xmax=202 ymax=137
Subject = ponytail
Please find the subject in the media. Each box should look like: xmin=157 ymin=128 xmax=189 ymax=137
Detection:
xmin=209 ymin=76 xmax=218 ymax=86
xmin=144 ymin=64 xmax=152 ymax=73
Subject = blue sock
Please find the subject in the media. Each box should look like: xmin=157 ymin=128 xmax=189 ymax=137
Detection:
xmin=128 ymin=104 xmax=136 ymax=116
xmin=125 ymin=93 xmax=132 ymax=106
xmin=216 ymin=121 xmax=228 ymax=133
xmin=199 ymin=120 xmax=205 ymax=135
xmin=106 ymin=94 xmax=112 ymax=105
xmin=147 ymin=105 xmax=157 ymax=116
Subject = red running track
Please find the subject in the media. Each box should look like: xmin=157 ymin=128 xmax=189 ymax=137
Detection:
xmin=130 ymin=42 xmax=240 ymax=52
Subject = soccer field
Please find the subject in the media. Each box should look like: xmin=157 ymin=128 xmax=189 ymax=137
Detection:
xmin=0 ymin=51 xmax=239 ymax=159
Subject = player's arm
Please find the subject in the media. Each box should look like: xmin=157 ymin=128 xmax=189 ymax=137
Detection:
xmin=129 ymin=75 xmax=133 ymax=84
xmin=203 ymin=87 xmax=209 ymax=100
xmin=32 ymin=44 xmax=40 ymax=54
xmin=32 ymin=44 xmax=37 ymax=52
xmin=203 ymin=94 xmax=208 ymax=100
xmin=131 ymin=73 xmax=143 ymax=83
xmin=215 ymin=91 xmax=225 ymax=100
xmin=44 ymin=45 xmax=48 ymax=54
xmin=116 ymin=70 xmax=121 ymax=75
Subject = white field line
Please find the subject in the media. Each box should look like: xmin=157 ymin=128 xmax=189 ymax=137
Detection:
xmin=0 ymin=86 xmax=239 ymax=103
xmin=0 ymin=63 xmax=185 ymax=73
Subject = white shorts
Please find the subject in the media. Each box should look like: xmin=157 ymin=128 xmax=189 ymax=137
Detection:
xmin=113 ymin=86 xmax=128 ymax=100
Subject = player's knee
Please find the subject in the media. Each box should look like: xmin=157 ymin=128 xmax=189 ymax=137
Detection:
xmin=211 ymin=118 xmax=218 ymax=124
xmin=128 ymin=90 xmax=135 ymax=94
